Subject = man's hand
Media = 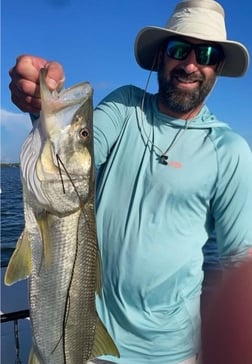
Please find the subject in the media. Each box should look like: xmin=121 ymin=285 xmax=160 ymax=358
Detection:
xmin=9 ymin=55 xmax=65 ymax=113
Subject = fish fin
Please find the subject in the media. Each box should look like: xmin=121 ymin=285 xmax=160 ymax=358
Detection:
xmin=36 ymin=213 xmax=52 ymax=269
xmin=96 ymin=250 xmax=103 ymax=296
xmin=4 ymin=229 xmax=32 ymax=286
xmin=91 ymin=316 xmax=120 ymax=358
xmin=28 ymin=347 xmax=41 ymax=364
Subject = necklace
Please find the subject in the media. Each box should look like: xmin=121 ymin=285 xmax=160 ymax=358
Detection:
xmin=140 ymin=88 xmax=191 ymax=166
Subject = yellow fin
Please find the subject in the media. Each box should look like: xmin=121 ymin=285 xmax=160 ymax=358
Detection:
xmin=36 ymin=213 xmax=52 ymax=269
xmin=96 ymin=249 xmax=103 ymax=296
xmin=4 ymin=229 xmax=32 ymax=286
xmin=91 ymin=316 xmax=120 ymax=359
xmin=28 ymin=347 xmax=41 ymax=364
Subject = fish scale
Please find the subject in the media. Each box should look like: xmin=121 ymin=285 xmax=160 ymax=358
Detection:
xmin=30 ymin=211 xmax=80 ymax=363
xmin=65 ymin=203 xmax=98 ymax=362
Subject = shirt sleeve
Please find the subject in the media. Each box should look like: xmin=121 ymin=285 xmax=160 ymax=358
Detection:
xmin=211 ymin=131 xmax=252 ymax=267
xmin=93 ymin=85 xmax=137 ymax=167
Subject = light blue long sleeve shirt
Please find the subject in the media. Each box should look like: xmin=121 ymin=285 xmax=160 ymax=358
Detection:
xmin=92 ymin=85 xmax=252 ymax=364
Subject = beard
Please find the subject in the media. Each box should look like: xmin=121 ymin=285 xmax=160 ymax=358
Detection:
xmin=157 ymin=65 xmax=217 ymax=114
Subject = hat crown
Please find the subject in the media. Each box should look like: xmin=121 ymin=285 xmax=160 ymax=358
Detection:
xmin=166 ymin=0 xmax=227 ymax=41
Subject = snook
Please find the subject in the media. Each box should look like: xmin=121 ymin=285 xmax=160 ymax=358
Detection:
xmin=5 ymin=69 xmax=119 ymax=363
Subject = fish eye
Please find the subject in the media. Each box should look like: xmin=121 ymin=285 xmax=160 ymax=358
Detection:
xmin=79 ymin=127 xmax=90 ymax=140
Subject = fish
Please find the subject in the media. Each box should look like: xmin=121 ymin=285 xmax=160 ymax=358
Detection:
xmin=5 ymin=68 xmax=120 ymax=363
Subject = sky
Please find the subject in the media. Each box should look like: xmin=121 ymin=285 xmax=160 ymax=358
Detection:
xmin=1 ymin=0 xmax=251 ymax=162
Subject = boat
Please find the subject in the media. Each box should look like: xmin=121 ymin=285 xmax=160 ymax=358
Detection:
xmin=1 ymin=266 xmax=31 ymax=363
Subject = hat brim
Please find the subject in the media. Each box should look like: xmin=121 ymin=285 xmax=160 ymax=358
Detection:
xmin=134 ymin=27 xmax=250 ymax=77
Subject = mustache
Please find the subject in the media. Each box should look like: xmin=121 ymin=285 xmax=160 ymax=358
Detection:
xmin=170 ymin=69 xmax=204 ymax=82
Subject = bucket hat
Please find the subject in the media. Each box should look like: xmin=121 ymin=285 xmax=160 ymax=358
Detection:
xmin=134 ymin=0 xmax=249 ymax=77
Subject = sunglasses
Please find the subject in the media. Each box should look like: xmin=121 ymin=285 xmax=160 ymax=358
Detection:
xmin=166 ymin=38 xmax=224 ymax=66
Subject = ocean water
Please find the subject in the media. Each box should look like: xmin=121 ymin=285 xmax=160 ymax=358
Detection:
xmin=1 ymin=165 xmax=24 ymax=267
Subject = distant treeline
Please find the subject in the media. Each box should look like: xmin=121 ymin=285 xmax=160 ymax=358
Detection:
xmin=0 ymin=163 xmax=20 ymax=168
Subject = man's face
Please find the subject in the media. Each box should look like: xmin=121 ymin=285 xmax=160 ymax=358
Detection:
xmin=157 ymin=37 xmax=222 ymax=116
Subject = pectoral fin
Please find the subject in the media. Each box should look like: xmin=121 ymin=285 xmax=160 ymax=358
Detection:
xmin=91 ymin=316 xmax=120 ymax=359
xmin=28 ymin=347 xmax=41 ymax=364
xmin=4 ymin=228 xmax=32 ymax=286
xmin=36 ymin=212 xmax=53 ymax=270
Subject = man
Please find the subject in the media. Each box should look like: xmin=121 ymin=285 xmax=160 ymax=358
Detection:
xmin=8 ymin=0 xmax=252 ymax=363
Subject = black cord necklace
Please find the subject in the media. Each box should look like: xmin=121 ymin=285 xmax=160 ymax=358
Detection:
xmin=140 ymin=89 xmax=190 ymax=165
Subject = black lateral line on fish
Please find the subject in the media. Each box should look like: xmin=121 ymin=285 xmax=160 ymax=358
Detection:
xmin=59 ymin=206 xmax=96 ymax=361
xmin=49 ymin=215 xmax=79 ymax=361
xmin=61 ymin=210 xmax=83 ymax=361
xmin=53 ymin=153 xmax=93 ymax=361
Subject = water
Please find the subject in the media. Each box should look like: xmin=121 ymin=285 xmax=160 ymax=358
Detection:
xmin=1 ymin=165 xmax=24 ymax=267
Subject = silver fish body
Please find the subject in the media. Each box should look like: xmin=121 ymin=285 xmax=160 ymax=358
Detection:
xmin=5 ymin=69 xmax=119 ymax=363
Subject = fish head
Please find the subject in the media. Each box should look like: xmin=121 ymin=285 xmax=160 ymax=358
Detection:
xmin=36 ymin=69 xmax=94 ymax=212
xmin=45 ymin=86 xmax=94 ymax=178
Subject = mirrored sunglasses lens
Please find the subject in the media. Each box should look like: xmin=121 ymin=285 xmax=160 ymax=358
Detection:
xmin=167 ymin=41 xmax=191 ymax=60
xmin=196 ymin=46 xmax=221 ymax=65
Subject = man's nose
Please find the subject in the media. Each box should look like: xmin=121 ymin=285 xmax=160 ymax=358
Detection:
xmin=181 ymin=50 xmax=200 ymax=73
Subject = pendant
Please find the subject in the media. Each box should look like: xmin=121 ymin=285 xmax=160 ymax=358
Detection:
xmin=160 ymin=155 xmax=168 ymax=165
